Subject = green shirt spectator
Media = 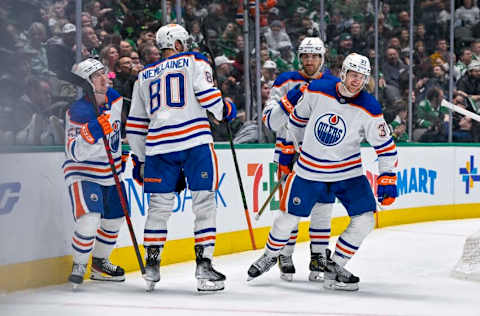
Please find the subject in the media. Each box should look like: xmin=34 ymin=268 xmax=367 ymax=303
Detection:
xmin=416 ymin=91 xmax=449 ymax=129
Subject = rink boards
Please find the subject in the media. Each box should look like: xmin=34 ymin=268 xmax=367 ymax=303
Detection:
xmin=1 ymin=144 xmax=480 ymax=292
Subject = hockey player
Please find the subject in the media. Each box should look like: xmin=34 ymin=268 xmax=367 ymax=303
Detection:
xmin=126 ymin=24 xmax=236 ymax=292
xmin=262 ymin=37 xmax=338 ymax=282
xmin=64 ymin=58 xmax=126 ymax=288
xmin=248 ymin=53 xmax=398 ymax=291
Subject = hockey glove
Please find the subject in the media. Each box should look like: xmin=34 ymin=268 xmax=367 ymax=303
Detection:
xmin=377 ymin=172 xmax=398 ymax=206
xmin=80 ymin=113 xmax=112 ymax=144
xmin=223 ymin=99 xmax=237 ymax=122
xmin=278 ymin=144 xmax=296 ymax=176
xmin=175 ymin=169 xmax=187 ymax=194
xmin=279 ymin=84 xmax=307 ymax=114
xmin=131 ymin=154 xmax=144 ymax=186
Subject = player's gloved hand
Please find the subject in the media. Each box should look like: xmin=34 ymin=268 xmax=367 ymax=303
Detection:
xmin=223 ymin=98 xmax=237 ymax=122
xmin=175 ymin=169 xmax=187 ymax=194
xmin=278 ymin=144 xmax=296 ymax=176
xmin=377 ymin=172 xmax=398 ymax=206
xmin=279 ymin=84 xmax=307 ymax=114
xmin=131 ymin=154 xmax=144 ymax=186
xmin=80 ymin=113 xmax=112 ymax=144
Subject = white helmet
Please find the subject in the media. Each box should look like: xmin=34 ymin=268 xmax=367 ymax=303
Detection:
xmin=71 ymin=58 xmax=105 ymax=89
xmin=298 ymin=37 xmax=326 ymax=69
xmin=156 ymin=24 xmax=191 ymax=52
xmin=340 ymin=53 xmax=371 ymax=90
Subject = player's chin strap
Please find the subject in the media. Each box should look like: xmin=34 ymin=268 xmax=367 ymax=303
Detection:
xmin=200 ymin=19 xmax=257 ymax=250
xmin=337 ymin=82 xmax=359 ymax=98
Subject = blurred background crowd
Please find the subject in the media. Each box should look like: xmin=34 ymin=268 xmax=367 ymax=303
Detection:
xmin=0 ymin=0 xmax=479 ymax=146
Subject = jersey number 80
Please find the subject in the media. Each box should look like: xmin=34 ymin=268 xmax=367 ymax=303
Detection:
xmin=149 ymin=72 xmax=186 ymax=114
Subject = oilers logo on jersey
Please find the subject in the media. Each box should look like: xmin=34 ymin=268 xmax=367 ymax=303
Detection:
xmin=108 ymin=120 xmax=121 ymax=153
xmin=314 ymin=113 xmax=346 ymax=146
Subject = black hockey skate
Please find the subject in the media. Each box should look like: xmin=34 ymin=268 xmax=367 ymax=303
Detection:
xmin=195 ymin=245 xmax=226 ymax=292
xmin=278 ymin=254 xmax=295 ymax=281
xmin=68 ymin=262 xmax=87 ymax=289
xmin=144 ymin=246 xmax=161 ymax=292
xmin=247 ymin=253 xmax=278 ymax=281
xmin=323 ymin=252 xmax=359 ymax=291
xmin=308 ymin=246 xmax=328 ymax=282
xmin=90 ymin=257 xmax=125 ymax=282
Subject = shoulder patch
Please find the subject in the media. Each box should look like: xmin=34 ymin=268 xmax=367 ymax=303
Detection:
xmin=107 ymin=87 xmax=121 ymax=101
xmin=273 ymin=71 xmax=300 ymax=87
xmin=351 ymin=92 xmax=383 ymax=116
xmin=190 ymin=51 xmax=210 ymax=62
xmin=321 ymin=73 xmax=341 ymax=83
xmin=307 ymin=78 xmax=338 ymax=97
xmin=69 ymin=99 xmax=96 ymax=124
xmin=143 ymin=59 xmax=163 ymax=70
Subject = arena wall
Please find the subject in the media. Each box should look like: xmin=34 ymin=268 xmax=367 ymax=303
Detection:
xmin=1 ymin=144 xmax=479 ymax=292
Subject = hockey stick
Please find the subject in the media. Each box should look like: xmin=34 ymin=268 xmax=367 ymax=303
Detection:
xmin=255 ymin=180 xmax=281 ymax=221
xmin=73 ymin=74 xmax=146 ymax=276
xmin=200 ymin=21 xmax=257 ymax=249
xmin=441 ymin=99 xmax=480 ymax=122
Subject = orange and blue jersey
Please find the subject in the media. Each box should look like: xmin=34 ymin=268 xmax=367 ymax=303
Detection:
xmin=127 ymin=51 xmax=225 ymax=160
xmin=262 ymin=70 xmax=339 ymax=162
xmin=287 ymin=78 xmax=398 ymax=182
xmin=64 ymin=87 xmax=124 ymax=186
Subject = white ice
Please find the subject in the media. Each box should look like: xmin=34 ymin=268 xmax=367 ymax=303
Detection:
xmin=1 ymin=219 xmax=479 ymax=316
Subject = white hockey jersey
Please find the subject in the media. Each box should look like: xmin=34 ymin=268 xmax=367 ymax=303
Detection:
xmin=287 ymin=79 xmax=398 ymax=182
xmin=126 ymin=52 xmax=225 ymax=161
xmin=63 ymin=88 xmax=124 ymax=186
xmin=262 ymin=70 xmax=337 ymax=162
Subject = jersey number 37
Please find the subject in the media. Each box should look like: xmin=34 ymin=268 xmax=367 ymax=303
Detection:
xmin=149 ymin=72 xmax=186 ymax=114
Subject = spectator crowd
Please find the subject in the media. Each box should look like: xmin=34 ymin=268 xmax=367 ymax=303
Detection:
xmin=1 ymin=0 xmax=480 ymax=145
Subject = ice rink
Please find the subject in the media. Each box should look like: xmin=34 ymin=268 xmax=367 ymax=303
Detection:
xmin=1 ymin=219 xmax=479 ymax=316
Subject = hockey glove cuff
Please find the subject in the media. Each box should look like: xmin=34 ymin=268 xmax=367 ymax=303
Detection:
xmin=377 ymin=172 xmax=398 ymax=206
xmin=278 ymin=144 xmax=296 ymax=176
xmin=131 ymin=154 xmax=144 ymax=186
xmin=80 ymin=113 xmax=112 ymax=144
xmin=223 ymin=99 xmax=237 ymax=122
xmin=279 ymin=84 xmax=306 ymax=115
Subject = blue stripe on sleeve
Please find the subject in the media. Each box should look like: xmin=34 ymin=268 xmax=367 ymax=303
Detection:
xmin=289 ymin=117 xmax=306 ymax=128
xmin=373 ymin=138 xmax=393 ymax=150
xmin=201 ymin=98 xmax=222 ymax=109
xmin=127 ymin=116 xmax=150 ymax=122
xmin=195 ymin=88 xmax=217 ymax=97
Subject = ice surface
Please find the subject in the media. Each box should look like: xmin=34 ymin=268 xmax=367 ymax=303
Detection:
xmin=1 ymin=219 xmax=479 ymax=316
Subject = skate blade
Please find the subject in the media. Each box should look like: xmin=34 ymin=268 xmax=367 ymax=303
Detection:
xmin=145 ymin=281 xmax=157 ymax=292
xmin=308 ymin=271 xmax=324 ymax=282
xmin=90 ymin=272 xmax=125 ymax=282
xmin=71 ymin=283 xmax=80 ymax=290
xmin=197 ymin=279 xmax=225 ymax=292
xmin=323 ymin=279 xmax=359 ymax=291
xmin=280 ymin=273 xmax=293 ymax=282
